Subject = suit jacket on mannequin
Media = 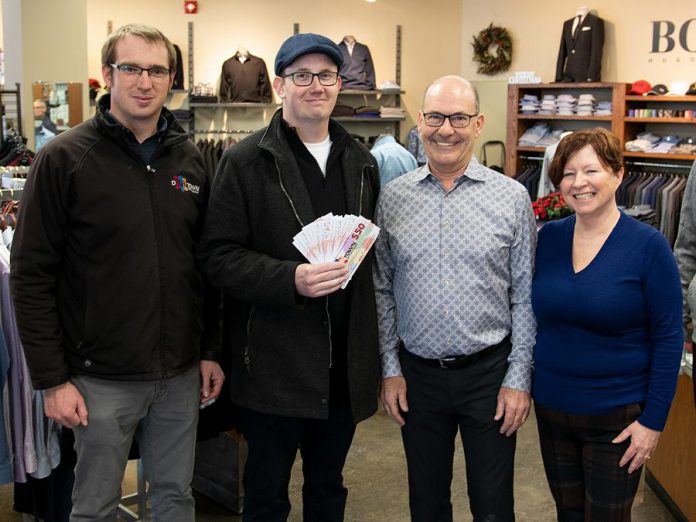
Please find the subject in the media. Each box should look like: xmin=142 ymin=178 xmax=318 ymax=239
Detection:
xmin=219 ymin=52 xmax=272 ymax=103
xmin=337 ymin=40 xmax=376 ymax=90
xmin=555 ymin=12 xmax=604 ymax=82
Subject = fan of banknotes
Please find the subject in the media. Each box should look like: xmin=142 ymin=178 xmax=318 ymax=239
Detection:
xmin=292 ymin=213 xmax=380 ymax=289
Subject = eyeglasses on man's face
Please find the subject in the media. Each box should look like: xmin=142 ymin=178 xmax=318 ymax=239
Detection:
xmin=422 ymin=112 xmax=479 ymax=129
xmin=282 ymin=71 xmax=339 ymax=87
xmin=110 ymin=63 xmax=171 ymax=81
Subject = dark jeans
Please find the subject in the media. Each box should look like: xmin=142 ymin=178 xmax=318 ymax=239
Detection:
xmin=241 ymin=403 xmax=356 ymax=522
xmin=535 ymin=402 xmax=643 ymax=522
xmin=399 ymin=342 xmax=516 ymax=522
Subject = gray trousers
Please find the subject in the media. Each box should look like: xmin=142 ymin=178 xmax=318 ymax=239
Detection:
xmin=70 ymin=365 xmax=200 ymax=522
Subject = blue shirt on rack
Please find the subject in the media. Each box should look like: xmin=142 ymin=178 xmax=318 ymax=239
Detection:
xmin=531 ymin=213 xmax=683 ymax=430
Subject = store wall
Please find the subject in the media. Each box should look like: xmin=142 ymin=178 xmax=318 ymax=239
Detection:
xmin=2 ymin=0 xmax=88 ymax=149
xmin=463 ymin=0 xmax=696 ymax=153
xmin=86 ymin=0 xmax=463 ymax=134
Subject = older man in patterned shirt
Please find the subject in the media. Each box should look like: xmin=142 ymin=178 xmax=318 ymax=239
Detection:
xmin=374 ymin=75 xmax=537 ymax=522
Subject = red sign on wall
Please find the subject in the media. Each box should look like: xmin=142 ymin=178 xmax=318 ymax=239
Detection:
xmin=184 ymin=1 xmax=198 ymax=14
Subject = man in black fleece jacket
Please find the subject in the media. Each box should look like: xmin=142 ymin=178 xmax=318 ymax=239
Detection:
xmin=11 ymin=24 xmax=223 ymax=520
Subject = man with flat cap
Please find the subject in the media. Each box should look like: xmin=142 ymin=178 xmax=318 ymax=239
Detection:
xmin=200 ymin=33 xmax=381 ymax=521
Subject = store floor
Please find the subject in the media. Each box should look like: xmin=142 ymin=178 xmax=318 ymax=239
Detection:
xmin=0 ymin=407 xmax=675 ymax=521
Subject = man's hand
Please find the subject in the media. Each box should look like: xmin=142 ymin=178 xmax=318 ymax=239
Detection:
xmin=44 ymin=381 xmax=89 ymax=428
xmin=295 ymin=262 xmax=348 ymax=298
xmin=200 ymin=360 xmax=225 ymax=403
xmin=614 ymin=421 xmax=661 ymax=474
xmin=494 ymin=387 xmax=530 ymax=436
xmin=380 ymin=376 xmax=408 ymax=427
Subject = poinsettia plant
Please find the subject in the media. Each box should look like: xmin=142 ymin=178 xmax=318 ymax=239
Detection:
xmin=88 ymin=78 xmax=101 ymax=103
xmin=532 ymin=192 xmax=574 ymax=221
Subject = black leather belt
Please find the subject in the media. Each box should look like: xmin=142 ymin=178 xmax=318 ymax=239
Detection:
xmin=402 ymin=335 xmax=511 ymax=370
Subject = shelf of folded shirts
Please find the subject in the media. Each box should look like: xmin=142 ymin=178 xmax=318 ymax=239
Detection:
xmin=625 ymin=95 xmax=696 ymax=102
xmin=339 ymin=89 xmax=405 ymax=95
xmin=517 ymin=114 xmax=613 ymax=121
xmin=514 ymin=82 xmax=618 ymax=89
xmin=623 ymin=151 xmax=696 ymax=161
xmin=188 ymin=102 xmax=281 ymax=108
xmin=624 ymin=117 xmax=696 ymax=124
xmin=334 ymin=116 xmax=406 ymax=122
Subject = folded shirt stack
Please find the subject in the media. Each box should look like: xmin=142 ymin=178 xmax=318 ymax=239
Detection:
xmin=649 ymin=135 xmax=682 ymax=154
xmin=519 ymin=94 xmax=541 ymax=114
xmin=354 ymin=105 xmax=380 ymax=117
xmin=538 ymin=95 xmax=556 ymax=115
xmin=625 ymin=132 xmax=661 ymax=152
xmin=595 ymin=101 xmax=613 ymax=116
xmin=537 ymin=128 xmax=567 ymax=147
xmin=518 ymin=122 xmax=552 ymax=146
xmin=518 ymin=122 xmax=550 ymax=146
xmin=671 ymin=138 xmax=696 ymax=155
xmin=331 ymin=104 xmax=355 ymax=117
xmin=576 ymin=94 xmax=597 ymax=116
xmin=555 ymin=94 xmax=577 ymax=116
xmin=379 ymin=106 xmax=406 ymax=118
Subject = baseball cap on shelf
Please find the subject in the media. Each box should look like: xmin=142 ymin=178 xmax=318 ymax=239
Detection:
xmin=646 ymin=84 xmax=668 ymax=96
xmin=274 ymin=33 xmax=343 ymax=76
xmin=667 ymin=81 xmax=690 ymax=96
xmin=627 ymin=80 xmax=651 ymax=95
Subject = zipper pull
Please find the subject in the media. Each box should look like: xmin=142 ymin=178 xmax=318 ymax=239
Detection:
xmin=243 ymin=346 xmax=254 ymax=378
xmin=146 ymin=165 xmax=157 ymax=173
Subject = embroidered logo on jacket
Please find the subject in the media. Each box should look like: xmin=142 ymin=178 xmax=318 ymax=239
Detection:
xmin=171 ymin=175 xmax=200 ymax=194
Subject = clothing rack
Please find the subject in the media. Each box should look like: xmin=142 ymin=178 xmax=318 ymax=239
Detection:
xmin=518 ymin=154 xmax=544 ymax=162
xmin=624 ymin=160 xmax=693 ymax=171
xmin=0 ymin=83 xmax=23 ymax=146
xmin=193 ymin=129 xmax=255 ymax=135
xmin=1 ymin=188 xmax=22 ymax=201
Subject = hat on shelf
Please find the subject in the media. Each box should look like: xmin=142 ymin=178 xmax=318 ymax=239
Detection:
xmin=274 ymin=33 xmax=343 ymax=75
xmin=667 ymin=81 xmax=690 ymax=96
xmin=687 ymin=82 xmax=696 ymax=96
xmin=646 ymin=84 xmax=668 ymax=96
xmin=627 ymin=80 xmax=651 ymax=95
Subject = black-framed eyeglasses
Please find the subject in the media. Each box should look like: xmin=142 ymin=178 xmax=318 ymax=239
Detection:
xmin=282 ymin=71 xmax=339 ymax=87
xmin=110 ymin=63 xmax=171 ymax=80
xmin=423 ymin=112 xmax=479 ymax=128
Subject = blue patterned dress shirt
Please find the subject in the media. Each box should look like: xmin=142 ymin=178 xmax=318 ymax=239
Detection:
xmin=374 ymin=158 xmax=537 ymax=391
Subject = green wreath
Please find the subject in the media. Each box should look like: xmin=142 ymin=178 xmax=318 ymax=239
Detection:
xmin=471 ymin=23 xmax=513 ymax=75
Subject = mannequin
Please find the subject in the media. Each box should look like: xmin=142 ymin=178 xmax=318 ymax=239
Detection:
xmin=337 ymin=35 xmax=376 ymax=90
xmin=555 ymin=7 xmax=605 ymax=82
xmin=236 ymin=44 xmax=249 ymax=64
xmin=219 ymin=47 xmax=272 ymax=102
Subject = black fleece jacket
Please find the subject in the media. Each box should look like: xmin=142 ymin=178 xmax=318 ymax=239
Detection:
xmin=11 ymin=95 xmax=220 ymax=390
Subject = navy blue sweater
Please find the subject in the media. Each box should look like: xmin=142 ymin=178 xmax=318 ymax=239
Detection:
xmin=532 ymin=213 xmax=683 ymax=430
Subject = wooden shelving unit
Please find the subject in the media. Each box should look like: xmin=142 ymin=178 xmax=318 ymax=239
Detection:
xmin=506 ymin=83 xmax=696 ymax=177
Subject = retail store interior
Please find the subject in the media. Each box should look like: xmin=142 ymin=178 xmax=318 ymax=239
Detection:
xmin=0 ymin=0 xmax=694 ymax=520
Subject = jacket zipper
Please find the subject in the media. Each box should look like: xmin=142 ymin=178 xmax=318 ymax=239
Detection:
xmin=243 ymin=306 xmax=255 ymax=378
xmin=145 ymin=162 xmax=167 ymax=370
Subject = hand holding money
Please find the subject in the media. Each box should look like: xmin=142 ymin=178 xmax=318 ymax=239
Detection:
xmin=293 ymin=214 xmax=380 ymax=290
xmin=295 ymin=262 xmax=348 ymax=298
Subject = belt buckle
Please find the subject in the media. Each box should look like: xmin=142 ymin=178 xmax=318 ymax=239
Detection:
xmin=439 ymin=357 xmax=456 ymax=369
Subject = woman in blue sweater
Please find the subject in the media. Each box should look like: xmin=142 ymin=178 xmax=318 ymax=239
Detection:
xmin=532 ymin=128 xmax=683 ymax=521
